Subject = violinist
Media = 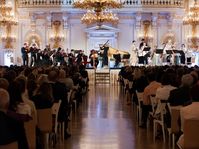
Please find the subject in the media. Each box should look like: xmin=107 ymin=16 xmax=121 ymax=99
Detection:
xmin=21 ymin=43 xmax=29 ymax=66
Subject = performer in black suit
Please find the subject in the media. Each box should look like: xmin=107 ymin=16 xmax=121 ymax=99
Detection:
xmin=30 ymin=43 xmax=38 ymax=67
xmin=21 ymin=43 xmax=29 ymax=66
xmin=101 ymin=44 xmax=109 ymax=67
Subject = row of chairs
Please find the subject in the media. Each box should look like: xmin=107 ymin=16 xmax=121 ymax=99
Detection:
xmin=120 ymin=76 xmax=199 ymax=149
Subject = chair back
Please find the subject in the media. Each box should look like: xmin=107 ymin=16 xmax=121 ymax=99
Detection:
xmin=136 ymin=91 xmax=143 ymax=105
xmin=150 ymin=95 xmax=157 ymax=114
xmin=67 ymin=90 xmax=72 ymax=103
xmin=52 ymin=100 xmax=61 ymax=133
xmin=37 ymin=108 xmax=52 ymax=133
xmin=24 ymin=111 xmax=36 ymax=149
xmin=0 ymin=141 xmax=18 ymax=149
xmin=170 ymin=105 xmax=182 ymax=133
xmin=184 ymin=119 xmax=199 ymax=149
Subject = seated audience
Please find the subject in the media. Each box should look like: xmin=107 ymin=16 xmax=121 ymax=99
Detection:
xmin=177 ymin=101 xmax=199 ymax=149
xmin=141 ymin=73 xmax=161 ymax=128
xmin=168 ymin=74 xmax=193 ymax=106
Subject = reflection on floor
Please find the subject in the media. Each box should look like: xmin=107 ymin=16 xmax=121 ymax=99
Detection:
xmin=55 ymin=85 xmax=169 ymax=149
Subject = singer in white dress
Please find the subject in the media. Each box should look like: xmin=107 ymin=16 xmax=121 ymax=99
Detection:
xmin=130 ymin=40 xmax=138 ymax=66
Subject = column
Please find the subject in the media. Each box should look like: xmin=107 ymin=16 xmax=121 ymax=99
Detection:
xmin=151 ymin=13 xmax=158 ymax=47
xmin=63 ymin=14 xmax=69 ymax=50
xmin=46 ymin=13 xmax=52 ymax=47
xmin=134 ymin=12 xmax=142 ymax=41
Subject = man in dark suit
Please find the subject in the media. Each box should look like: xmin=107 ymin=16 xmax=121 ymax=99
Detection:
xmin=21 ymin=43 xmax=29 ymax=66
xmin=48 ymin=70 xmax=71 ymax=139
xmin=168 ymin=74 xmax=193 ymax=106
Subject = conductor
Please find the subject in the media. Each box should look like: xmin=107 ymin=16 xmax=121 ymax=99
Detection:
xmin=100 ymin=41 xmax=109 ymax=68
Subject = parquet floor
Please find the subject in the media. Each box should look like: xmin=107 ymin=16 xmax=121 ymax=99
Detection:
xmin=55 ymin=85 xmax=169 ymax=149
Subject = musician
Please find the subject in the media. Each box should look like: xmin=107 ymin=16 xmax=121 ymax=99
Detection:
xmin=21 ymin=43 xmax=29 ymax=66
xmin=29 ymin=43 xmax=38 ymax=67
xmin=185 ymin=47 xmax=193 ymax=65
xmin=89 ymin=50 xmax=99 ymax=68
xmin=76 ymin=50 xmax=83 ymax=65
xmin=114 ymin=50 xmax=121 ymax=68
xmin=130 ymin=40 xmax=138 ymax=66
xmin=138 ymin=39 xmax=145 ymax=64
xmin=138 ymin=39 xmax=148 ymax=65
xmin=179 ymin=44 xmax=186 ymax=65
xmin=100 ymin=43 xmax=109 ymax=68
xmin=164 ymin=39 xmax=173 ymax=65
xmin=42 ymin=45 xmax=51 ymax=65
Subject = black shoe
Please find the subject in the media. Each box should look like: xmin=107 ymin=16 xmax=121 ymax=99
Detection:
xmin=64 ymin=132 xmax=71 ymax=139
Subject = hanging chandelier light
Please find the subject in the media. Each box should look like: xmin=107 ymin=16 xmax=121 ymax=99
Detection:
xmin=183 ymin=0 xmax=199 ymax=25
xmin=183 ymin=0 xmax=199 ymax=48
xmin=81 ymin=9 xmax=119 ymax=25
xmin=0 ymin=0 xmax=18 ymax=49
xmin=73 ymin=0 xmax=123 ymax=25
xmin=0 ymin=1 xmax=18 ymax=26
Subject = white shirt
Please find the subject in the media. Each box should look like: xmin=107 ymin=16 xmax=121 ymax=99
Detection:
xmin=156 ymin=85 xmax=176 ymax=101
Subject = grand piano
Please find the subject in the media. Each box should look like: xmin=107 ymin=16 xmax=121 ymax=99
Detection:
xmin=100 ymin=43 xmax=130 ymax=67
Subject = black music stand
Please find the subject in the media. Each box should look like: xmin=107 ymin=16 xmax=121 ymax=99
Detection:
xmin=156 ymin=49 xmax=163 ymax=54
xmin=172 ymin=50 xmax=180 ymax=54
xmin=166 ymin=50 xmax=173 ymax=55
xmin=122 ymin=54 xmax=130 ymax=59
xmin=143 ymin=47 xmax=151 ymax=52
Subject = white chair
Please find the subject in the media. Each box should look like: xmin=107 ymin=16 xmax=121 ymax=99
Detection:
xmin=183 ymin=119 xmax=199 ymax=149
xmin=136 ymin=91 xmax=143 ymax=126
xmin=37 ymin=108 xmax=53 ymax=149
xmin=52 ymin=100 xmax=62 ymax=143
xmin=147 ymin=95 xmax=157 ymax=128
xmin=167 ymin=105 xmax=182 ymax=149
xmin=24 ymin=112 xmax=36 ymax=149
xmin=153 ymin=100 xmax=167 ymax=143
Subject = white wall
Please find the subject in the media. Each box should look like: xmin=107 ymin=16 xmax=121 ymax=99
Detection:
xmin=117 ymin=22 xmax=134 ymax=53
xmin=70 ymin=21 xmax=87 ymax=51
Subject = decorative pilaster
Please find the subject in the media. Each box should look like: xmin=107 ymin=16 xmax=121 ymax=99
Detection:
xmin=63 ymin=14 xmax=70 ymax=50
xmin=135 ymin=12 xmax=142 ymax=41
xmin=152 ymin=13 xmax=158 ymax=47
xmin=46 ymin=13 xmax=52 ymax=46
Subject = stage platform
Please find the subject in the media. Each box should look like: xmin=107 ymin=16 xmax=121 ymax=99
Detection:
xmin=86 ymin=68 xmax=121 ymax=85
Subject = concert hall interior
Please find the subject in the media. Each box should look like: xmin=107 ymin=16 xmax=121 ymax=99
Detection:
xmin=0 ymin=0 xmax=199 ymax=149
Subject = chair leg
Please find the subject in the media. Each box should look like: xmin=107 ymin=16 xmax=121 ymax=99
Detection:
xmin=172 ymin=134 xmax=175 ymax=149
xmin=153 ymin=121 xmax=156 ymax=142
xmin=162 ymin=124 xmax=166 ymax=143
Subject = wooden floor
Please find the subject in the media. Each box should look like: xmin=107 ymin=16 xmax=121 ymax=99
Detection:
xmin=55 ymin=85 xmax=169 ymax=149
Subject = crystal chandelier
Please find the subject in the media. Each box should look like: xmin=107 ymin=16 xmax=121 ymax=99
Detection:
xmin=183 ymin=0 xmax=199 ymax=25
xmin=183 ymin=0 xmax=199 ymax=48
xmin=73 ymin=0 xmax=123 ymax=25
xmin=81 ymin=9 xmax=119 ymax=25
xmin=0 ymin=0 xmax=18 ymax=49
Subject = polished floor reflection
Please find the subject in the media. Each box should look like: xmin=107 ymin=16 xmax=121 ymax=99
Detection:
xmin=56 ymin=85 xmax=168 ymax=149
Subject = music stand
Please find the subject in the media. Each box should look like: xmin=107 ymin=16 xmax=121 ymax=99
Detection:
xmin=143 ymin=47 xmax=151 ymax=52
xmin=178 ymin=50 xmax=185 ymax=55
xmin=166 ymin=50 xmax=173 ymax=55
xmin=172 ymin=50 xmax=179 ymax=54
xmin=156 ymin=49 xmax=163 ymax=54
xmin=123 ymin=54 xmax=130 ymax=59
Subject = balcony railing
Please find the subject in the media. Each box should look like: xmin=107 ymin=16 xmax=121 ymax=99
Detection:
xmin=17 ymin=0 xmax=184 ymax=8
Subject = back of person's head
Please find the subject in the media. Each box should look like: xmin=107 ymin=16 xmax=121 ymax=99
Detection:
xmin=38 ymin=82 xmax=53 ymax=99
xmin=161 ymin=73 xmax=172 ymax=85
xmin=59 ymin=69 xmax=66 ymax=79
xmin=48 ymin=71 xmax=58 ymax=82
xmin=15 ymin=75 xmax=27 ymax=93
xmin=0 ymin=78 xmax=9 ymax=90
xmin=0 ymin=88 xmax=10 ymax=111
xmin=37 ymin=74 xmax=48 ymax=85
xmin=190 ymin=71 xmax=198 ymax=85
xmin=181 ymin=74 xmax=193 ymax=87
xmin=147 ymin=73 xmax=156 ymax=82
